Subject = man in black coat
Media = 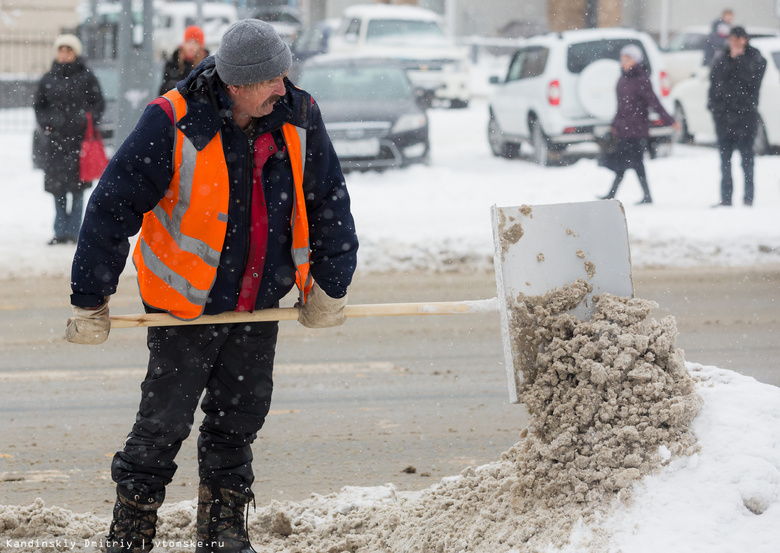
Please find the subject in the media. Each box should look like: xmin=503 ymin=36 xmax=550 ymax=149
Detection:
xmin=708 ymin=26 xmax=766 ymax=207
xmin=703 ymin=8 xmax=733 ymax=67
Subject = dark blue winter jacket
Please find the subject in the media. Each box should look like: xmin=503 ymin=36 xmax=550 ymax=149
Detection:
xmin=71 ymin=56 xmax=358 ymax=314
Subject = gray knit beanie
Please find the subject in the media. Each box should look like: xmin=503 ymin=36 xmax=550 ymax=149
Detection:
xmin=216 ymin=19 xmax=292 ymax=85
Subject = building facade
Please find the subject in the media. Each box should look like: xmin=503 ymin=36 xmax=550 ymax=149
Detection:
xmin=3 ymin=0 xmax=780 ymax=75
xmin=0 ymin=0 xmax=81 ymax=75
xmin=305 ymin=0 xmax=780 ymax=40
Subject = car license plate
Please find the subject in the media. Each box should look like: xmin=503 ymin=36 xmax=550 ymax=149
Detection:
xmin=332 ymin=138 xmax=380 ymax=158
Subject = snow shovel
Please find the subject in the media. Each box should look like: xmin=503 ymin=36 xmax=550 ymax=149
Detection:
xmin=102 ymin=200 xmax=633 ymax=404
xmin=491 ymin=200 xmax=633 ymax=402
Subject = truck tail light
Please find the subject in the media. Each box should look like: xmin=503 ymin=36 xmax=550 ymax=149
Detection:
xmin=548 ymin=79 xmax=561 ymax=106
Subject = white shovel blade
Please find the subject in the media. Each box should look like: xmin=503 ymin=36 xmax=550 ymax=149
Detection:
xmin=491 ymin=200 xmax=634 ymax=403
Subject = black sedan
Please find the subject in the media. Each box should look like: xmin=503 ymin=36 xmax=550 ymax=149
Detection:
xmin=295 ymin=56 xmax=430 ymax=171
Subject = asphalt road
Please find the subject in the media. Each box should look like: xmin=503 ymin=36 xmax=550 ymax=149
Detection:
xmin=0 ymin=266 xmax=778 ymax=513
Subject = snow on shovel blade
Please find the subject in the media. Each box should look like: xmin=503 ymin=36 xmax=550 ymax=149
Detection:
xmin=491 ymin=200 xmax=634 ymax=404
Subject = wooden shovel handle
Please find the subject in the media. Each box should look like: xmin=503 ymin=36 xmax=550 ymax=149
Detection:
xmin=107 ymin=299 xmax=499 ymax=329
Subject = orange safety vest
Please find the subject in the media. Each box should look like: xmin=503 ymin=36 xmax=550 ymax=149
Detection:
xmin=132 ymin=90 xmax=312 ymax=320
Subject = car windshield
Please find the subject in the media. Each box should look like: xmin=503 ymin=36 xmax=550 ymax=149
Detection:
xmin=365 ymin=19 xmax=445 ymax=44
xmin=259 ymin=12 xmax=301 ymax=24
xmin=298 ymin=65 xmax=412 ymax=102
xmin=567 ymin=39 xmax=651 ymax=73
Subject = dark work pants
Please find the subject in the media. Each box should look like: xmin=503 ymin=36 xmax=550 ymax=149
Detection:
xmin=111 ymin=320 xmax=278 ymax=498
xmin=716 ymin=124 xmax=756 ymax=205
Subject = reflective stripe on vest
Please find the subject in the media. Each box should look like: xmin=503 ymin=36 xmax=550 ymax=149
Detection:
xmin=132 ymin=90 xmax=230 ymax=319
xmin=132 ymin=90 xmax=311 ymax=319
xmin=281 ymin=123 xmax=313 ymax=305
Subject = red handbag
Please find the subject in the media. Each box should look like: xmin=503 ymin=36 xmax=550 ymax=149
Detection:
xmin=79 ymin=112 xmax=109 ymax=181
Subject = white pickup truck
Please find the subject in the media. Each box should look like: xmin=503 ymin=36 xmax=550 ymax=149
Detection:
xmin=328 ymin=3 xmax=471 ymax=108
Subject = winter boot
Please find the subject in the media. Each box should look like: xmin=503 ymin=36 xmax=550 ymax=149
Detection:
xmin=195 ymin=484 xmax=255 ymax=553
xmin=636 ymin=171 xmax=652 ymax=204
xmin=104 ymin=487 xmax=163 ymax=553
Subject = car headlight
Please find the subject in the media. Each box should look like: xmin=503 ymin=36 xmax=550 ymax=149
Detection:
xmin=392 ymin=113 xmax=428 ymax=134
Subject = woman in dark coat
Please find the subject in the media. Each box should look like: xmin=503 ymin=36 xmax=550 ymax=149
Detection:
xmin=599 ymin=44 xmax=677 ymax=205
xmin=34 ymin=34 xmax=105 ymax=244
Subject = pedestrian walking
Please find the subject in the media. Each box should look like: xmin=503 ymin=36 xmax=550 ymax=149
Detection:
xmin=158 ymin=25 xmax=209 ymax=95
xmin=708 ymin=26 xmax=766 ymax=207
xmin=65 ymin=19 xmax=358 ymax=553
xmin=703 ymin=8 xmax=734 ymax=66
xmin=598 ymin=44 xmax=677 ymax=205
xmin=33 ymin=34 xmax=105 ymax=245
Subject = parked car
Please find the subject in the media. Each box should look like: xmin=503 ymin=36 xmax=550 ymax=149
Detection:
xmin=487 ymin=28 xmax=675 ymax=165
xmin=671 ymin=37 xmax=780 ymax=154
xmin=328 ymin=3 xmax=470 ymax=108
xmin=289 ymin=18 xmax=341 ymax=79
xmin=245 ymin=4 xmax=303 ymax=46
xmin=663 ymin=25 xmax=780 ymax=88
xmin=296 ymin=55 xmax=430 ymax=171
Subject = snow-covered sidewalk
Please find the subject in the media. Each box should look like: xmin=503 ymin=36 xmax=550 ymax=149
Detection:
xmin=2 ymin=102 xmax=779 ymax=280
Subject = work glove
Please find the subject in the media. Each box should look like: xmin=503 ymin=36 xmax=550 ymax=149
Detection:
xmin=65 ymin=302 xmax=110 ymax=345
xmin=297 ymin=282 xmax=348 ymax=329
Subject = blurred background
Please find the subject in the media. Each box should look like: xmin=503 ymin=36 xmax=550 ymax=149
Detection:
xmin=2 ymin=0 xmax=780 ymax=153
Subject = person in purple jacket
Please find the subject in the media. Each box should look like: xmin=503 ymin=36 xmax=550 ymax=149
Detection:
xmin=599 ymin=44 xmax=679 ymax=205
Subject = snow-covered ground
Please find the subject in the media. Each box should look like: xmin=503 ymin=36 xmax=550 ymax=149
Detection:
xmin=599 ymin=365 xmax=780 ymax=553
xmin=1 ymin=92 xmax=779 ymax=551
xmin=2 ymin=97 xmax=780 ymax=279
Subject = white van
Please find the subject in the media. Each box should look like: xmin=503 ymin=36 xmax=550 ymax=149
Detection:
xmin=154 ymin=2 xmax=237 ymax=60
xmin=329 ymin=3 xmax=470 ymax=108
xmin=80 ymin=1 xmax=236 ymax=61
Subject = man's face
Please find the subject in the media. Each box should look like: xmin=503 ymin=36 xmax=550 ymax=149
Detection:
xmin=728 ymin=35 xmax=747 ymax=57
xmin=723 ymin=11 xmax=734 ymax=25
xmin=229 ymin=74 xmax=287 ymax=120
